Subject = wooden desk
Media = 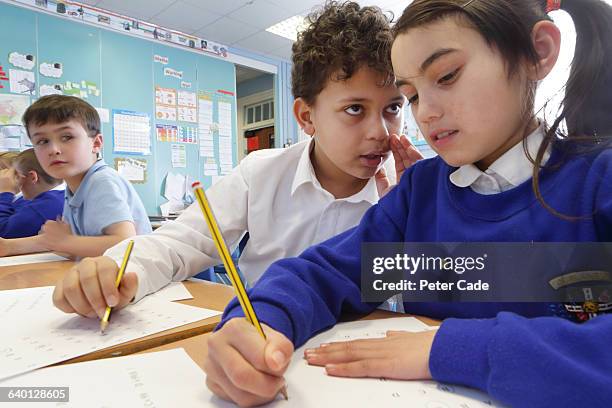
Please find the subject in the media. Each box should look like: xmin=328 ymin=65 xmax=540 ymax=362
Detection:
xmin=0 ymin=260 xmax=236 ymax=363
xmin=0 ymin=260 xmax=75 ymax=289
xmin=142 ymin=310 xmax=441 ymax=370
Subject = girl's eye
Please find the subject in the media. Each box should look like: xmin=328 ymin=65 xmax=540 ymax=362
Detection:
xmin=385 ymin=103 xmax=402 ymax=114
xmin=61 ymin=135 xmax=73 ymax=141
xmin=344 ymin=105 xmax=363 ymax=116
xmin=439 ymin=68 xmax=460 ymax=84
xmin=36 ymin=139 xmax=47 ymax=146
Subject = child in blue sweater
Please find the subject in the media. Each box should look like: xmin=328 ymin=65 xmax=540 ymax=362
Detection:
xmin=206 ymin=0 xmax=612 ymax=406
xmin=0 ymin=148 xmax=63 ymax=238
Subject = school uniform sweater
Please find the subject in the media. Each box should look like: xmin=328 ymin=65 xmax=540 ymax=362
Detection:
xmin=0 ymin=190 xmax=64 ymax=238
xmin=220 ymin=143 xmax=612 ymax=407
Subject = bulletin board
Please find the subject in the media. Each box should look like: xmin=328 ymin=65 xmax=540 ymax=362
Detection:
xmin=0 ymin=1 xmax=238 ymax=215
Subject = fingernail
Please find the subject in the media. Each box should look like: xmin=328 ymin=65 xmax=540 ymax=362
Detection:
xmin=319 ymin=343 xmax=329 ymax=348
xmin=108 ymin=295 xmax=118 ymax=307
xmin=86 ymin=311 xmax=97 ymax=319
xmin=305 ymin=352 xmax=318 ymax=360
xmin=326 ymin=364 xmax=338 ymax=372
xmin=271 ymin=350 xmax=286 ymax=367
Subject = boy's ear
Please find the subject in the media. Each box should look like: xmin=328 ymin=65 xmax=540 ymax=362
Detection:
xmin=528 ymin=20 xmax=561 ymax=80
xmin=92 ymin=133 xmax=103 ymax=154
xmin=293 ymin=98 xmax=315 ymax=136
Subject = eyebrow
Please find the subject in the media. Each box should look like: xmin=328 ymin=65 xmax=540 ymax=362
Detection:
xmin=337 ymin=95 xmax=406 ymax=104
xmin=31 ymin=126 xmax=73 ymax=138
xmin=395 ymin=48 xmax=459 ymax=87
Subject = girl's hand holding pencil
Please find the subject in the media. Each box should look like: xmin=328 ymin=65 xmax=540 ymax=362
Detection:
xmin=205 ymin=318 xmax=293 ymax=407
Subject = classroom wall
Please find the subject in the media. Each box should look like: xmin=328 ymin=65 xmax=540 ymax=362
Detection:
xmin=0 ymin=1 xmax=246 ymax=215
xmin=237 ymin=74 xmax=274 ymax=99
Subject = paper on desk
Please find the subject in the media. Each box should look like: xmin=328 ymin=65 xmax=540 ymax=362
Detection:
xmin=0 ymin=349 xmax=207 ymax=407
xmin=148 ymin=282 xmax=194 ymax=302
xmin=0 ymin=287 xmax=220 ymax=381
xmin=204 ymin=317 xmax=504 ymax=407
xmin=0 ymin=252 xmax=67 ymax=266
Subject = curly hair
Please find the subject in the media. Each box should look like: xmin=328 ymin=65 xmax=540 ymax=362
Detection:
xmin=291 ymin=1 xmax=394 ymax=105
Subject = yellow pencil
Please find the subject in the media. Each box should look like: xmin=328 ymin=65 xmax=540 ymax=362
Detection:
xmin=191 ymin=181 xmax=288 ymax=400
xmin=100 ymin=240 xmax=134 ymax=334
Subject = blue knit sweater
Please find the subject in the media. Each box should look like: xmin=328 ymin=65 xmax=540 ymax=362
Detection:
xmin=0 ymin=190 xmax=64 ymax=238
xmin=220 ymin=145 xmax=612 ymax=407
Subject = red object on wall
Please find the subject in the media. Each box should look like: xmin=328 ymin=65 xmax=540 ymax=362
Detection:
xmin=247 ymin=136 xmax=260 ymax=151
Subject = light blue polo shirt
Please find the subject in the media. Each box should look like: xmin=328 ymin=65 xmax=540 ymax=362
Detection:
xmin=63 ymin=160 xmax=152 ymax=236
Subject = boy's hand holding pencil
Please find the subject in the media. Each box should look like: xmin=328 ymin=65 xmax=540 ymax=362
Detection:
xmin=52 ymin=254 xmax=139 ymax=320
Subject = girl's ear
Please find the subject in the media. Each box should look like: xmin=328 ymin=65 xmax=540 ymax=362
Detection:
xmin=28 ymin=170 xmax=38 ymax=184
xmin=529 ymin=20 xmax=561 ymax=80
xmin=293 ymin=98 xmax=316 ymax=137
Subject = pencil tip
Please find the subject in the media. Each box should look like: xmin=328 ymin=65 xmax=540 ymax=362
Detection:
xmin=100 ymin=321 xmax=108 ymax=334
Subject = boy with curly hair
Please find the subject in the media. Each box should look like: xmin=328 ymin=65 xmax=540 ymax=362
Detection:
xmin=51 ymin=1 xmax=421 ymax=320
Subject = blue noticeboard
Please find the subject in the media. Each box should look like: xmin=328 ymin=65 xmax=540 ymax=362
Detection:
xmin=0 ymin=1 xmax=238 ymax=215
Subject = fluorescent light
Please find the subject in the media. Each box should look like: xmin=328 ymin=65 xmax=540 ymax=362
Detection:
xmin=266 ymin=15 xmax=306 ymax=41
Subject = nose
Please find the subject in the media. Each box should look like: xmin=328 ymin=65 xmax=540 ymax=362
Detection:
xmin=46 ymin=141 xmax=61 ymax=156
xmin=414 ymin=92 xmax=443 ymax=125
xmin=366 ymin=114 xmax=391 ymax=142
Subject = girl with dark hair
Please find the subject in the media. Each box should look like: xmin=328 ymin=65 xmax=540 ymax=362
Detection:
xmin=205 ymin=1 xmax=612 ymax=406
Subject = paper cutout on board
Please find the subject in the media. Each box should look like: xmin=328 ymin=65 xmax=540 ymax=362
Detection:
xmin=39 ymin=84 xmax=63 ymax=96
xmin=39 ymin=62 xmax=63 ymax=78
xmin=163 ymin=67 xmax=183 ymax=79
xmin=9 ymin=69 xmax=35 ymax=95
xmin=153 ymin=54 xmax=168 ymax=65
xmin=8 ymin=52 xmax=35 ymax=70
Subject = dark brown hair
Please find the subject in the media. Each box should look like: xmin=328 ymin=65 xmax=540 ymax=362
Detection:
xmin=14 ymin=148 xmax=61 ymax=186
xmin=22 ymin=95 xmax=101 ymax=139
xmin=393 ymin=0 xmax=612 ymax=218
xmin=291 ymin=1 xmax=394 ymax=105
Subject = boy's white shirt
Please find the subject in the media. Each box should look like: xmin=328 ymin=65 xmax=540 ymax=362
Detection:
xmin=105 ymin=138 xmax=395 ymax=301
xmin=449 ymin=124 xmax=551 ymax=194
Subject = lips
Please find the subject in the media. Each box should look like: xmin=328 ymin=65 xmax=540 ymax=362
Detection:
xmin=50 ymin=160 xmax=67 ymax=166
xmin=359 ymin=151 xmax=387 ymax=168
xmin=430 ymin=129 xmax=458 ymax=141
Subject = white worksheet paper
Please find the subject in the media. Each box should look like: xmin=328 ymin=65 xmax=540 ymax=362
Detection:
xmin=0 ymin=252 xmax=68 ymax=267
xmin=0 ymin=349 xmax=207 ymax=408
xmin=0 ymin=287 xmax=220 ymax=381
xmin=204 ymin=317 xmax=503 ymax=407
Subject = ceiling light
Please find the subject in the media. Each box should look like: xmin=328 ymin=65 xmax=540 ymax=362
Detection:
xmin=266 ymin=15 xmax=306 ymax=41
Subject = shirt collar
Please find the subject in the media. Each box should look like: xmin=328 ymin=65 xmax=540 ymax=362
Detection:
xmin=290 ymin=138 xmax=379 ymax=205
xmin=449 ymin=123 xmax=550 ymax=190
xmin=66 ymin=160 xmax=107 ymax=207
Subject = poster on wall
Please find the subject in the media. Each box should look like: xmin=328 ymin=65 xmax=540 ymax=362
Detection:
xmin=112 ymin=110 xmax=151 ymax=155
xmin=115 ymin=157 xmax=147 ymax=183
xmin=171 ymin=144 xmax=186 ymax=168
xmin=0 ymin=94 xmax=30 ymax=126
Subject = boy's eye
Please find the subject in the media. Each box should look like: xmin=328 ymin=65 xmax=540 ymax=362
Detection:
xmin=407 ymin=94 xmax=419 ymax=105
xmin=35 ymin=139 xmax=48 ymax=146
xmin=385 ymin=103 xmax=402 ymax=114
xmin=61 ymin=135 xmax=73 ymax=141
xmin=344 ymin=105 xmax=363 ymax=116
xmin=438 ymin=68 xmax=460 ymax=84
